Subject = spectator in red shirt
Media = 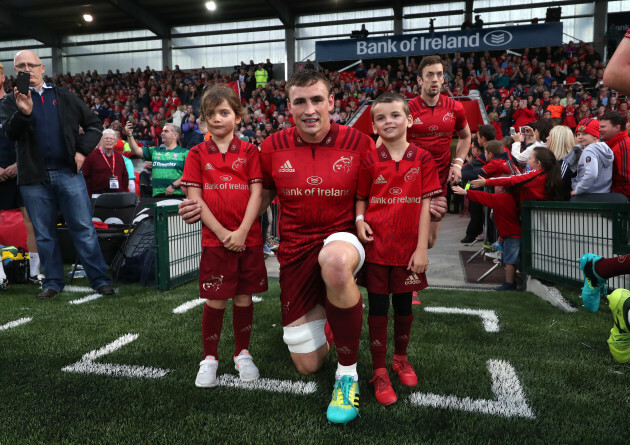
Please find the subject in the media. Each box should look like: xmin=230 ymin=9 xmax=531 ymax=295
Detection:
xmin=82 ymin=129 xmax=129 ymax=196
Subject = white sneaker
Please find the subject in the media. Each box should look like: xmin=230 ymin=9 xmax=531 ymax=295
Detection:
xmin=195 ymin=355 xmax=219 ymax=388
xmin=0 ymin=278 xmax=7 ymax=291
xmin=234 ymin=349 xmax=259 ymax=382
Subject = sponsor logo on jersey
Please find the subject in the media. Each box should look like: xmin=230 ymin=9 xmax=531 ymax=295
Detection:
xmin=202 ymin=275 xmax=224 ymax=291
xmin=429 ymin=124 xmax=439 ymax=131
xmin=333 ymin=156 xmax=354 ymax=173
xmin=278 ymin=160 xmax=295 ymax=172
xmin=443 ymin=111 xmax=456 ymax=122
xmin=405 ymin=273 xmax=423 ymax=285
xmin=405 ymin=167 xmax=419 ymax=182
xmin=204 ymin=163 xmax=215 ymax=171
xmin=173 ymin=154 xmax=178 ymax=159
xmin=220 ymin=175 xmax=233 ymax=182
xmin=232 ymin=157 xmax=246 ymax=171
xmin=374 ymin=175 xmax=387 ymax=184
xmin=306 ymin=176 xmax=323 ymax=185
xmin=389 ymin=187 xmax=402 ymax=195
xmin=413 ymin=117 xmax=423 ymax=125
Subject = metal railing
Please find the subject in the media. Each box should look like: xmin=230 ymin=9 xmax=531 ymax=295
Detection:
xmin=151 ymin=204 xmax=202 ymax=290
xmin=521 ymin=201 xmax=630 ymax=290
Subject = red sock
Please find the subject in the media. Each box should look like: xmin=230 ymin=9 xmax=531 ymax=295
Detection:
xmin=594 ymin=254 xmax=630 ymax=280
xmin=202 ymin=303 xmax=225 ymax=359
xmin=393 ymin=314 xmax=413 ymax=356
xmin=325 ymin=296 xmax=362 ymax=366
xmin=368 ymin=315 xmax=389 ymax=371
xmin=232 ymin=303 xmax=253 ymax=356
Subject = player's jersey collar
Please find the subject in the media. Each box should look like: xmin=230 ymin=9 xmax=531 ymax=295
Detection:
xmin=203 ymin=135 xmax=241 ymax=154
xmin=417 ymin=94 xmax=444 ymax=108
xmin=375 ymin=143 xmax=417 ymax=162
xmin=293 ymin=121 xmax=340 ymax=147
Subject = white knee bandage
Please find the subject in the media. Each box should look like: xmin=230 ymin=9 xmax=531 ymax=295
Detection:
xmin=323 ymin=232 xmax=365 ymax=276
xmin=282 ymin=319 xmax=327 ymax=354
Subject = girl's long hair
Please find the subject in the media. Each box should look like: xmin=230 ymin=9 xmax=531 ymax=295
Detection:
xmin=533 ymin=147 xmax=564 ymax=201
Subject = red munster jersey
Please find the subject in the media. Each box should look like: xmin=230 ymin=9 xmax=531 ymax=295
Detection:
xmin=181 ymin=136 xmax=263 ymax=248
xmin=607 ymin=131 xmax=630 ymax=199
xmin=356 ymin=143 xmax=442 ymax=266
xmin=407 ymin=94 xmax=468 ymax=192
xmin=260 ymin=123 xmax=375 ymax=266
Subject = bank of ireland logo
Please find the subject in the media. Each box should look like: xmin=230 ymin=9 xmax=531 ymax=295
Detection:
xmin=307 ymin=176 xmax=323 ymax=185
xmin=333 ymin=156 xmax=353 ymax=173
xmin=232 ymin=157 xmax=246 ymax=171
xmin=483 ymin=30 xmax=513 ymax=47
xmin=220 ymin=175 xmax=232 ymax=182
xmin=429 ymin=125 xmax=439 ymax=131
xmin=389 ymin=187 xmax=402 ymax=195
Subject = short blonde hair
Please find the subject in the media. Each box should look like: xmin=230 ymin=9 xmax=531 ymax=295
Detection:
xmin=547 ymin=125 xmax=574 ymax=160
xmin=0 ymin=63 xmax=4 ymax=74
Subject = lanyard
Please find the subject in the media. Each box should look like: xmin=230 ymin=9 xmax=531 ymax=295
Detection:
xmin=99 ymin=147 xmax=116 ymax=176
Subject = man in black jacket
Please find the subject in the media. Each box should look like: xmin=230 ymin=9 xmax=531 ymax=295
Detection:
xmin=0 ymin=50 xmax=114 ymax=299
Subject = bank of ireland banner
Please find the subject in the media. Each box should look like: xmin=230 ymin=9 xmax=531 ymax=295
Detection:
xmin=315 ymin=23 xmax=563 ymax=62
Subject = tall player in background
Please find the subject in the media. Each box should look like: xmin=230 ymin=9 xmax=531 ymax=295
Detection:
xmin=407 ymin=55 xmax=471 ymax=247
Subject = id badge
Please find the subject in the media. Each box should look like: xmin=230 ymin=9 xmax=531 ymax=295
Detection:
xmin=109 ymin=176 xmax=120 ymax=189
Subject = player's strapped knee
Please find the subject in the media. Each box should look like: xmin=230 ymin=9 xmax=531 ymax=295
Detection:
xmin=323 ymin=232 xmax=365 ymax=276
xmin=282 ymin=319 xmax=327 ymax=353
xmin=368 ymin=293 xmax=390 ymax=316
xmin=392 ymin=292 xmax=413 ymax=316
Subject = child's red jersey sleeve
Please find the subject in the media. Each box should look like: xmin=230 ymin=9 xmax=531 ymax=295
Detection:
xmin=259 ymin=139 xmax=275 ymax=190
xmin=419 ymin=149 xmax=443 ymax=198
xmin=181 ymin=145 xmax=202 ymax=188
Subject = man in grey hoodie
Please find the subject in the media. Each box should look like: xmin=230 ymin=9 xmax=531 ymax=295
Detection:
xmin=571 ymin=118 xmax=614 ymax=196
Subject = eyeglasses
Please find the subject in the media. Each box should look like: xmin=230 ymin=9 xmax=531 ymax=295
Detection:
xmin=15 ymin=63 xmax=42 ymax=70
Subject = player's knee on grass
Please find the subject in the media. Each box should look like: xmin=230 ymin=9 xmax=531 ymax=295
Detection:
xmin=283 ymin=319 xmax=328 ymax=375
xmin=319 ymin=233 xmax=365 ymax=288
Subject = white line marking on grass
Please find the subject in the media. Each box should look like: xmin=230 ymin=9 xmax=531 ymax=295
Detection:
xmin=409 ymin=359 xmax=535 ymax=419
xmin=63 ymin=286 xmax=93 ymax=293
xmin=173 ymin=299 xmax=206 ymax=314
xmin=0 ymin=317 xmax=32 ymax=331
xmin=69 ymin=293 xmax=103 ymax=305
xmin=424 ymin=307 xmax=499 ymax=332
xmin=62 ymin=333 xmax=170 ymax=379
xmin=217 ymin=374 xmax=317 ymax=395
xmin=174 ymin=297 xmax=264 ymax=314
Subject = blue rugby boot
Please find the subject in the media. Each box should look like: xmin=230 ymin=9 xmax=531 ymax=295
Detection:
xmin=326 ymin=375 xmax=360 ymax=425
xmin=579 ymin=253 xmax=606 ymax=312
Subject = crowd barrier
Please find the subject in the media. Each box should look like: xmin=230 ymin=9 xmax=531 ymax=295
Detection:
xmin=521 ymin=201 xmax=630 ymax=290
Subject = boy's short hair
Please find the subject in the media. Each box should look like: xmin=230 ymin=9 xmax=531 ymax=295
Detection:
xmin=484 ymin=140 xmax=504 ymax=156
xmin=200 ymin=85 xmax=244 ymax=123
xmin=600 ymin=111 xmax=627 ymax=131
xmin=370 ymin=91 xmax=409 ymax=118
xmin=286 ymin=70 xmax=332 ymax=98
xmin=477 ymin=124 xmax=496 ymax=141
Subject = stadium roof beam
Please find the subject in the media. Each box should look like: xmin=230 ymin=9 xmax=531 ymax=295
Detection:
xmin=0 ymin=6 xmax=60 ymax=47
xmin=264 ymin=0 xmax=295 ymax=28
xmin=107 ymin=0 xmax=171 ymax=39
xmin=393 ymin=0 xmax=403 ymax=35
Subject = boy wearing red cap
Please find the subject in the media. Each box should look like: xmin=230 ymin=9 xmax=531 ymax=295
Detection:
xmin=571 ymin=118 xmax=614 ymax=196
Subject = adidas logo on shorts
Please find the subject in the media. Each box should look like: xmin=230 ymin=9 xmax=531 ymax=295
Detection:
xmin=374 ymin=175 xmax=387 ymax=184
xmin=405 ymin=273 xmax=423 ymax=286
xmin=278 ymin=160 xmax=295 ymax=173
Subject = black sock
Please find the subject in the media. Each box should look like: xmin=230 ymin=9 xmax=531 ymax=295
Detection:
xmin=584 ymin=260 xmax=599 ymax=286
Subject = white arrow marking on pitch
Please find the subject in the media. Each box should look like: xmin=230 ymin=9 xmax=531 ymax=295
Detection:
xmin=424 ymin=307 xmax=499 ymax=332
xmin=216 ymin=374 xmax=317 ymax=395
xmin=173 ymin=296 xmax=264 ymax=314
xmin=62 ymin=333 xmax=169 ymax=379
xmin=409 ymin=359 xmax=535 ymax=418
xmin=0 ymin=317 xmax=32 ymax=331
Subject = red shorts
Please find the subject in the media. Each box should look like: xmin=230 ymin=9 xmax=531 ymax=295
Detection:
xmin=278 ymin=244 xmax=326 ymax=326
xmin=364 ymin=262 xmax=428 ymax=294
xmin=199 ymin=246 xmax=268 ymax=299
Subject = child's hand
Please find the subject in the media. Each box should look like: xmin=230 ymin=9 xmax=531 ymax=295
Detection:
xmin=408 ymin=249 xmax=428 ymax=274
xmin=470 ymin=175 xmax=487 ymax=188
xmin=356 ymin=220 xmax=374 ymax=243
xmin=223 ymin=228 xmax=247 ymax=252
xmin=452 ymin=185 xmax=467 ymax=195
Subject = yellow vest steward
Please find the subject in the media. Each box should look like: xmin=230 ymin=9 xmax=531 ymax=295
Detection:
xmin=255 ymin=69 xmax=268 ymax=87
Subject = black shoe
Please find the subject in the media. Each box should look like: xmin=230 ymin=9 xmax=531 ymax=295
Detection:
xmin=36 ymin=288 xmax=58 ymax=299
xmin=460 ymin=236 xmax=475 ymax=243
xmin=96 ymin=285 xmax=115 ymax=296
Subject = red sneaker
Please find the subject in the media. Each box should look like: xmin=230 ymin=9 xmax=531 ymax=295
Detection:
xmin=392 ymin=355 xmax=418 ymax=387
xmin=370 ymin=368 xmax=397 ymax=406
